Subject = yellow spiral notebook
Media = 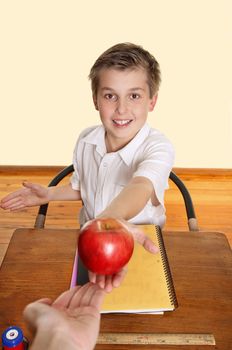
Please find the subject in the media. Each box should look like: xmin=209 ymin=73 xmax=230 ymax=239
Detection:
xmin=71 ymin=225 xmax=178 ymax=314
xmin=101 ymin=225 xmax=177 ymax=313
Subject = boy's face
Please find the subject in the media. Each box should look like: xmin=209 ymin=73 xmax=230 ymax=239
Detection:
xmin=93 ymin=68 xmax=157 ymax=152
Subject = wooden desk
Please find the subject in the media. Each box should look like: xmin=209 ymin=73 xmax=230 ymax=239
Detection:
xmin=0 ymin=228 xmax=231 ymax=350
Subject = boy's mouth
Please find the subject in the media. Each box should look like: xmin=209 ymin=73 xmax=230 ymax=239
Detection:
xmin=112 ymin=119 xmax=132 ymax=127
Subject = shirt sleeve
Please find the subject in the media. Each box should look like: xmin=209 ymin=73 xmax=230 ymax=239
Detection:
xmin=69 ymin=129 xmax=88 ymax=191
xmin=133 ymin=136 xmax=175 ymax=206
xmin=70 ymin=139 xmax=80 ymax=191
xmin=69 ymin=125 xmax=98 ymax=191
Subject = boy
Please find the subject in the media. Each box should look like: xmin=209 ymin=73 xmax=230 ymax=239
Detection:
xmin=1 ymin=43 xmax=174 ymax=291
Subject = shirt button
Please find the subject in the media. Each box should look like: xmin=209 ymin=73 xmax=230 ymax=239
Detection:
xmin=103 ymin=162 xmax=108 ymax=167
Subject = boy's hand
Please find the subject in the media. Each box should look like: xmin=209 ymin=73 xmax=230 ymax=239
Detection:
xmin=88 ymin=266 xmax=128 ymax=293
xmin=0 ymin=182 xmax=49 ymax=211
xmin=88 ymin=220 xmax=159 ymax=292
xmin=126 ymin=221 xmax=159 ymax=254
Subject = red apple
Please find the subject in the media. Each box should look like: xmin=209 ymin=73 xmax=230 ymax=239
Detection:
xmin=78 ymin=218 xmax=134 ymax=275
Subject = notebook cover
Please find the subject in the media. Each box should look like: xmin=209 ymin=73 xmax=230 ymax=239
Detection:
xmin=101 ymin=225 xmax=178 ymax=313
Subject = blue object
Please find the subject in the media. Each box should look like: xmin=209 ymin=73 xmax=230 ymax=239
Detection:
xmin=2 ymin=326 xmax=24 ymax=348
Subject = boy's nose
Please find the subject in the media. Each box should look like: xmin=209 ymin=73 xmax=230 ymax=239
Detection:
xmin=116 ymin=98 xmax=128 ymax=115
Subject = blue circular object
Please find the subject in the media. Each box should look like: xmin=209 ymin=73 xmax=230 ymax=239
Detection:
xmin=2 ymin=326 xmax=24 ymax=348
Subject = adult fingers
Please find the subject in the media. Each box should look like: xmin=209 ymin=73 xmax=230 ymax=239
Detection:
xmin=68 ymin=283 xmax=105 ymax=310
xmin=35 ymin=298 xmax=53 ymax=305
xmin=88 ymin=285 xmax=106 ymax=310
xmin=23 ymin=301 xmax=52 ymax=333
xmin=68 ymin=283 xmax=94 ymax=309
xmin=52 ymin=286 xmax=81 ymax=309
xmin=78 ymin=283 xmax=100 ymax=307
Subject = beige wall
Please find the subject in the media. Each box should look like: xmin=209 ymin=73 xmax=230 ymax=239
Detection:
xmin=0 ymin=0 xmax=231 ymax=168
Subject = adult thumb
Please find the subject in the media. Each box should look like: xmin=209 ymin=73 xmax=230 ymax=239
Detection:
xmin=23 ymin=300 xmax=52 ymax=330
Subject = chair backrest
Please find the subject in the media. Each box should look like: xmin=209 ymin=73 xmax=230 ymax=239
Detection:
xmin=35 ymin=165 xmax=198 ymax=231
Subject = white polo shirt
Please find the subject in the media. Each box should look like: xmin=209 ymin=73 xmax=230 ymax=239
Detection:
xmin=70 ymin=123 xmax=174 ymax=227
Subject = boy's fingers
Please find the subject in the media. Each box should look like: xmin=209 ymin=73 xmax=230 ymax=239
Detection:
xmin=141 ymin=236 xmax=159 ymax=254
xmin=119 ymin=221 xmax=158 ymax=254
xmin=9 ymin=204 xmax=26 ymax=212
xmin=0 ymin=197 xmax=22 ymax=209
xmin=89 ymin=271 xmax=97 ymax=283
xmin=95 ymin=274 xmax=106 ymax=289
xmin=112 ymin=267 xmax=127 ymax=288
xmin=104 ymin=275 xmax=113 ymax=293
xmin=23 ymin=181 xmax=39 ymax=191
xmin=0 ymin=190 xmax=23 ymax=204
xmin=1 ymin=199 xmax=26 ymax=211
xmin=132 ymin=228 xmax=159 ymax=254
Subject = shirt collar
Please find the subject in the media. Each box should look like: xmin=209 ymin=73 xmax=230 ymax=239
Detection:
xmin=81 ymin=123 xmax=151 ymax=163
xmin=81 ymin=125 xmax=106 ymax=157
xmin=118 ymin=123 xmax=151 ymax=166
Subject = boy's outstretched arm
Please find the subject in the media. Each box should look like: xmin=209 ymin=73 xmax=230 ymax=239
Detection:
xmin=99 ymin=176 xmax=157 ymax=221
xmin=0 ymin=182 xmax=81 ymax=211
xmin=90 ymin=176 xmax=159 ymax=292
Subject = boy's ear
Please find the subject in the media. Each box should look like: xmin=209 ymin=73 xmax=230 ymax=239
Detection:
xmin=149 ymin=94 xmax=158 ymax=112
xmin=93 ymin=95 xmax=98 ymax=111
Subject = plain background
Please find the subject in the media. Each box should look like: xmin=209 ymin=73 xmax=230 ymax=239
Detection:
xmin=0 ymin=0 xmax=231 ymax=168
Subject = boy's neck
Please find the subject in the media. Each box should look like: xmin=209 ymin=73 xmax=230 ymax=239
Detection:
xmin=105 ymin=134 xmax=132 ymax=153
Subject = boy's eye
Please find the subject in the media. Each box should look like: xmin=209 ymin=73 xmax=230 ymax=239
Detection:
xmin=130 ymin=93 xmax=140 ymax=100
xmin=105 ymin=93 xmax=117 ymax=101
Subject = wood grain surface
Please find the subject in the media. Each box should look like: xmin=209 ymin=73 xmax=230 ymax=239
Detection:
xmin=0 ymin=228 xmax=231 ymax=350
xmin=1 ymin=167 xmax=231 ymax=252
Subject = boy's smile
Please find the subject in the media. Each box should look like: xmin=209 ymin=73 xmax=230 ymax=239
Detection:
xmin=93 ymin=68 xmax=157 ymax=152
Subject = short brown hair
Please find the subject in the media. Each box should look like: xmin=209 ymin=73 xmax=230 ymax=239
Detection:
xmin=89 ymin=42 xmax=161 ymax=98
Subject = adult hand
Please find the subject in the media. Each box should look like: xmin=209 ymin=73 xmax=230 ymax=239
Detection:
xmin=89 ymin=220 xmax=159 ymax=292
xmin=23 ymin=283 xmax=105 ymax=350
xmin=0 ymin=182 xmax=49 ymax=211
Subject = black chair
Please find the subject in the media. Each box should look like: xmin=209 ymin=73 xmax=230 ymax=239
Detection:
xmin=34 ymin=165 xmax=199 ymax=231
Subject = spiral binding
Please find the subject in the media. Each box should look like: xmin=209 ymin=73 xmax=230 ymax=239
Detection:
xmin=155 ymin=225 xmax=178 ymax=308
